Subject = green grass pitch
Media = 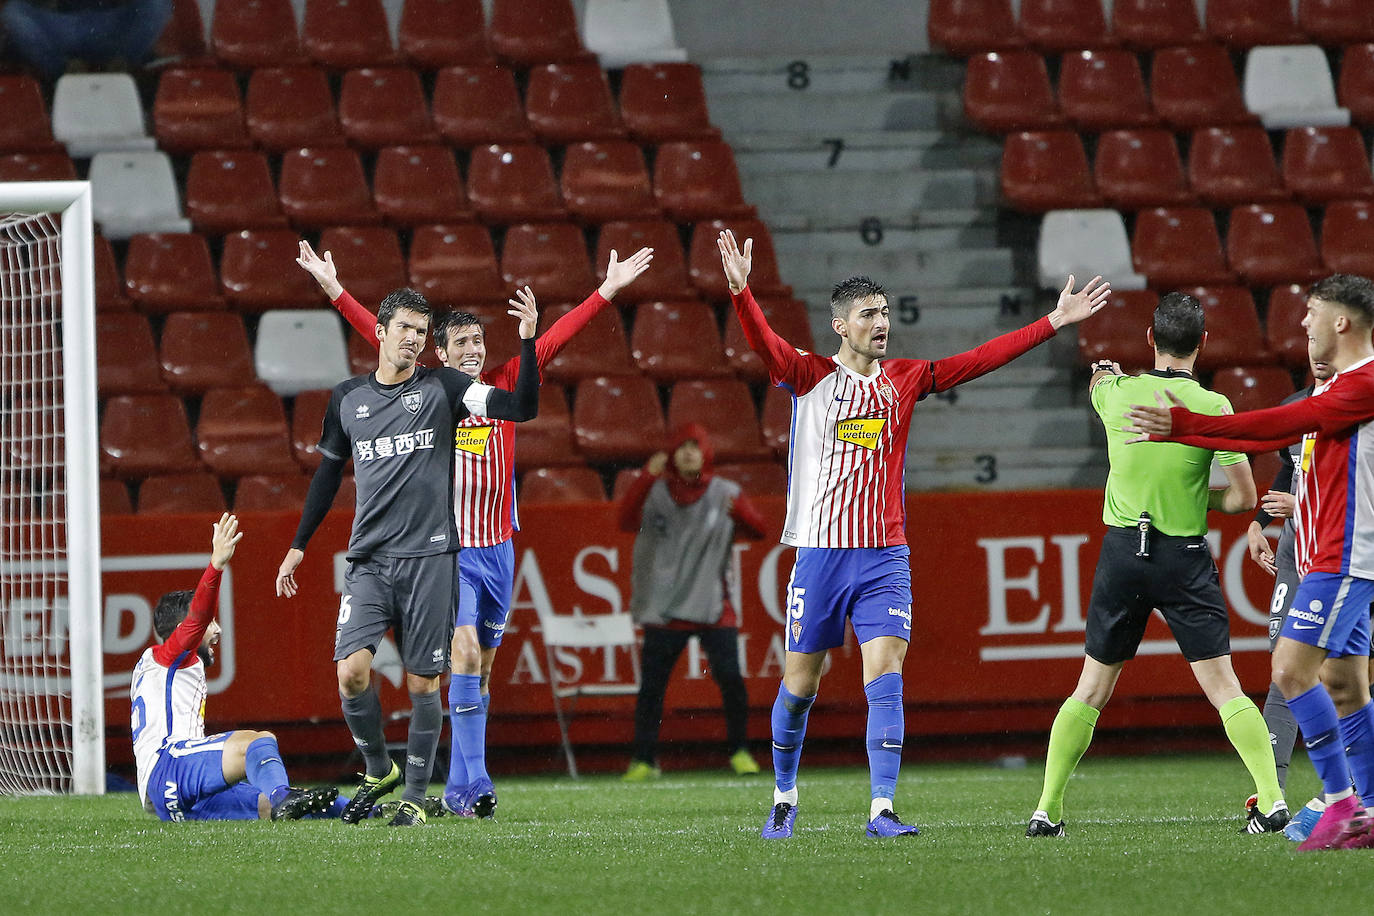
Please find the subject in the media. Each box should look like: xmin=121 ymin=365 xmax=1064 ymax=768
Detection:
xmin=2 ymin=754 xmax=1368 ymax=915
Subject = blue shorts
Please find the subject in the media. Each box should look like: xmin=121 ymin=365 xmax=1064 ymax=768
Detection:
xmin=784 ymin=546 xmax=913 ymax=653
xmin=457 ymin=541 xmax=515 ymax=649
xmin=1281 ymin=571 xmax=1374 ymax=657
xmin=146 ymin=733 xmax=261 ymax=822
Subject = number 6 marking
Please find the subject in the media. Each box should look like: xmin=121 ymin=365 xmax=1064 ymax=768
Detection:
xmin=338 ymin=594 xmax=352 ymax=625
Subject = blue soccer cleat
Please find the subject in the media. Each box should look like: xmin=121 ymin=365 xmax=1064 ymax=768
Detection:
xmin=866 ymin=809 xmax=920 ymax=838
xmin=1284 ymin=797 xmax=1326 ymax=843
xmin=761 ymin=802 xmax=797 ymax=839
xmin=442 ymin=787 xmax=476 ymax=818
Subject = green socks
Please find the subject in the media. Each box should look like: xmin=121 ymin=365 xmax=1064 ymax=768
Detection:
xmin=1036 ymin=697 xmax=1100 ymax=822
xmin=1220 ymin=696 xmax=1283 ymax=812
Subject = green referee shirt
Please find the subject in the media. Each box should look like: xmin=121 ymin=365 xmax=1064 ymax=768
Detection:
xmin=1091 ymin=370 xmax=1247 ymax=536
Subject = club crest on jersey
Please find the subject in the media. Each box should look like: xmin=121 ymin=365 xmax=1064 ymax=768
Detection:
xmin=402 ymin=390 xmax=422 ymax=414
xmin=455 ymin=426 xmax=494 ymax=456
xmin=836 ymin=417 xmax=886 ymax=450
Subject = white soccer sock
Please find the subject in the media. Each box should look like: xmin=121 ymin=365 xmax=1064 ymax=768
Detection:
xmin=1324 ymin=787 xmax=1355 ymax=805
xmin=774 ymin=786 xmax=798 ymax=806
xmin=870 ymin=797 xmax=893 ymax=820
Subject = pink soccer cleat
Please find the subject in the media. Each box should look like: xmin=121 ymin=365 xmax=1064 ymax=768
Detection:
xmin=1297 ymin=795 xmax=1363 ymax=851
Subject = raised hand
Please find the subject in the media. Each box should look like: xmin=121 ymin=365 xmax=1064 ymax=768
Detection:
xmin=210 ymin=512 xmax=243 ymax=571
xmin=1047 ymin=275 xmax=1111 ymax=329
xmin=275 ymin=548 xmax=304 ymax=598
xmin=600 ymin=247 xmax=655 ymax=300
xmin=717 ymin=229 xmax=753 ymax=294
xmin=508 ymin=285 xmax=538 ymax=339
xmin=296 ymin=240 xmax=342 ymax=300
xmin=646 ymin=451 xmax=668 ymax=476
xmin=1123 ymin=388 xmax=1187 ymax=442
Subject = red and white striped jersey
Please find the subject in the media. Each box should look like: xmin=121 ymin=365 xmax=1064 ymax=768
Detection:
xmin=730 ymin=287 xmax=1057 ymax=548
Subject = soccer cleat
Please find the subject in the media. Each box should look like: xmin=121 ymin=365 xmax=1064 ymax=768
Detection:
xmin=1243 ymin=797 xmax=1290 ymax=834
xmin=467 ymin=778 xmax=497 ymax=819
xmin=866 ymin=809 xmax=920 ymax=838
xmin=730 ymin=749 xmax=762 ymax=775
xmin=1284 ymin=798 xmax=1326 ymax=842
xmin=1334 ymin=813 xmax=1374 ymax=850
xmin=442 ymin=788 xmax=476 ymax=818
xmin=761 ymin=802 xmax=797 ymax=839
xmin=270 ymin=786 xmax=340 ymax=821
xmin=375 ymin=796 xmax=447 ymax=821
xmin=386 ymin=799 xmax=426 ymax=827
xmin=1297 ymin=794 xmax=1363 ymax=851
xmin=339 ymin=761 xmax=402 ymax=825
xmin=1025 ymin=811 xmax=1065 ymax=838
xmin=622 ymin=760 xmax=661 ymax=782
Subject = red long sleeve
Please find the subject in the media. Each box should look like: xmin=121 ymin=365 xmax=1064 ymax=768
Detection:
xmin=729 ymin=286 xmax=806 ymax=385
xmin=152 ymin=565 xmax=221 ymax=666
xmin=616 ymin=469 xmax=658 ymax=532
xmin=1163 ymin=373 xmax=1374 ymax=449
xmin=333 ymin=289 xmax=378 ymax=348
xmin=729 ymin=491 xmax=768 ymax=540
xmin=533 ymin=290 xmax=610 ymax=369
xmin=927 ymin=316 xmax=1057 ymax=393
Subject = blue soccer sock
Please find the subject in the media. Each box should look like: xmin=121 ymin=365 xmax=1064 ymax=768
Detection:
xmin=451 ymin=673 xmax=490 ymax=786
xmin=864 ymin=672 xmax=904 ymax=803
xmin=1337 ymin=701 xmax=1374 ymax=808
xmin=244 ymin=735 xmax=290 ymax=805
xmin=770 ymin=683 xmax=815 ymax=795
xmin=1288 ymin=684 xmax=1355 ymax=798
xmin=446 ymin=676 xmax=469 ymax=794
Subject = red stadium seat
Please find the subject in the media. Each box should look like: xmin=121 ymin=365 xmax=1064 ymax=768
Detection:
xmin=279 ymin=147 xmax=380 ymax=229
xmin=1299 ymin=0 xmax=1374 ymax=45
xmin=760 ymin=385 xmax=792 ymax=458
xmin=572 ymin=375 xmax=666 ymax=463
xmin=220 ymin=229 xmax=325 ymax=311
xmin=1187 ymin=126 xmax=1288 ymax=207
xmin=1206 ymin=0 xmax=1307 ymax=48
xmin=1076 ymin=288 xmax=1157 ymax=369
xmin=513 ymin=387 xmax=580 ymax=471
xmin=466 ymin=144 xmax=566 ymax=224
xmin=96 ymin=314 xmax=166 ymax=396
xmin=594 ymin=220 xmax=695 ymax=303
xmin=610 ymin=467 xmax=640 ymax=502
xmin=1178 ymin=285 xmax=1268 ymax=370
xmin=407 ymin=223 xmax=509 ymax=305
xmin=123 ymin=233 xmax=225 ymax=313
xmin=1226 ymin=203 xmax=1326 ymax=287
xmin=1338 ymin=43 xmax=1374 ymax=126
xmin=962 ymin=50 xmax=1063 ymax=133
xmin=499 ymin=222 xmax=597 ymax=303
xmin=0 ymin=75 xmax=58 ymax=152
xmin=185 ymin=150 xmax=289 ymax=234
xmin=999 ymin=130 xmax=1101 ymax=212
xmin=399 ymin=0 xmax=492 ymax=69
xmin=94 ymin=234 xmax=130 ymax=312
xmin=1150 ymin=44 xmax=1257 ymax=130
xmin=1018 ymin=0 xmax=1115 ymax=52
xmin=157 ymin=0 xmax=213 ymax=65
xmin=561 ymin=140 xmax=659 ymax=225
xmin=488 ymin=0 xmax=591 ymax=67
xmin=196 ymin=385 xmax=299 ymax=477
xmin=318 ymin=227 xmax=407 ymax=307
xmin=618 ymin=63 xmax=720 ymax=143
xmin=99 ymin=394 xmax=201 ymax=479
xmin=137 ymin=472 xmax=226 ymax=514
xmin=373 ymin=145 xmax=472 ymax=226
xmin=290 ymin=388 xmax=332 ymax=470
xmin=159 ymin=312 xmax=256 ymax=393
xmin=927 ymin=0 xmax=1024 ymax=56
xmin=1210 ymin=366 xmax=1296 ymax=414
xmin=689 ymin=219 xmax=791 ymax=301
xmin=348 ymin=332 xmax=377 ymax=374
xmin=1058 ymin=49 xmax=1157 ymax=130
xmin=100 ymin=479 xmax=134 ymax=515
xmin=234 ymin=473 xmax=310 ymax=511
xmin=1321 ymin=200 xmax=1374 ymax=275
xmin=520 ymin=467 xmax=607 ymax=503
xmin=0 ymin=152 xmax=76 ymax=182
xmin=339 ymin=67 xmax=438 ymax=148
xmin=653 ymin=140 xmax=756 ymax=224
xmin=1093 ymin=129 xmax=1194 ymax=209
xmin=540 ymin=302 xmax=634 ymax=383
xmin=1112 ymin=0 xmax=1205 ymax=49
xmin=153 ymin=68 xmax=249 ymax=154
xmin=432 ymin=65 xmax=532 ymax=147
xmin=666 ymin=378 xmax=768 ymax=462
xmin=525 ymin=62 xmax=625 ymax=144
xmin=630 ymin=300 xmax=731 ymax=381
xmin=1280 ymin=126 xmax=1374 ymax=204
xmin=1265 ymin=283 xmax=1312 ymax=368
xmin=245 ymin=67 xmax=344 ymax=151
xmin=302 ymin=0 xmax=398 ymax=69
xmin=1131 ymin=207 xmax=1235 ymax=288
xmin=211 ymin=0 xmax=305 ymax=69
xmin=714 ymin=461 xmax=788 ymax=498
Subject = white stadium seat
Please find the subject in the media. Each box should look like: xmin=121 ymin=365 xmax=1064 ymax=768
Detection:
xmin=88 ymin=152 xmax=191 ymax=240
xmin=254 ymin=310 xmax=350 ymax=396
xmin=583 ymin=0 xmax=688 ymax=69
xmin=1037 ymin=209 xmax=1147 ymax=291
xmin=1243 ymin=45 xmax=1351 ymax=129
xmin=52 ymin=73 xmax=157 ymax=158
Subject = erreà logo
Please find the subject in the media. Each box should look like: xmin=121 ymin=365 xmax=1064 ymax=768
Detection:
xmin=836 ymin=418 xmax=886 ymax=450
xmin=402 ymin=390 xmax=422 ymax=414
xmin=454 ymin=426 xmax=494 ymax=456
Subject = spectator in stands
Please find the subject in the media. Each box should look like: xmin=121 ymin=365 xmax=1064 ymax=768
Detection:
xmin=618 ymin=423 xmax=769 ymax=780
xmin=1 ymin=0 xmax=173 ymax=81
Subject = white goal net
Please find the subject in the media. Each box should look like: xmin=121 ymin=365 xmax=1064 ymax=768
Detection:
xmin=0 ymin=183 xmax=103 ymax=795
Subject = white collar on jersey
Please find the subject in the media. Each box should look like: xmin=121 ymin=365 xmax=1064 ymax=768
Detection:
xmin=830 ymin=354 xmax=884 ymax=381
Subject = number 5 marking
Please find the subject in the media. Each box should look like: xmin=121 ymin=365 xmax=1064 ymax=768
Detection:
xmin=788 ymin=586 xmax=806 ymax=620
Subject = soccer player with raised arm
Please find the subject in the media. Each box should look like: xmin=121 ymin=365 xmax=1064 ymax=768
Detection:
xmin=274 ymin=283 xmax=540 ymax=827
xmin=296 ymin=240 xmax=652 ymax=818
xmin=1127 ymin=274 xmax=1374 ymax=850
xmin=716 ymin=228 xmax=1110 ymax=839
xmin=133 ymin=513 xmax=340 ymax=822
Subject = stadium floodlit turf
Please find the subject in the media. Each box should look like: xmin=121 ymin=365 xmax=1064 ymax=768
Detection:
xmin=2 ymin=754 xmax=1368 ymax=915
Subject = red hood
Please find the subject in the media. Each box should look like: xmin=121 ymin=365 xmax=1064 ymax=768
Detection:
xmin=665 ymin=422 xmax=714 ymax=505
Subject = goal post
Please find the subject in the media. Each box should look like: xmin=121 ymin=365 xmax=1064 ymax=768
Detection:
xmin=0 ymin=181 xmax=103 ymax=795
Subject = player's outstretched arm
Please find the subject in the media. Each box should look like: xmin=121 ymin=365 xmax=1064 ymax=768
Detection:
xmin=1125 ymin=389 xmax=1316 ymax=450
xmin=717 ymin=228 xmax=808 ymax=385
xmin=158 ymin=514 xmax=236 ymax=661
xmin=300 ymin=239 xmax=378 ymax=346
xmin=1046 ymin=274 xmax=1111 ymax=330
xmin=475 ymin=289 xmax=540 ymax=421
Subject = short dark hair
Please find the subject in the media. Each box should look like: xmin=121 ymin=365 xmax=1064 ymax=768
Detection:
xmin=830 ymin=275 xmax=889 ymax=321
xmin=153 ymin=589 xmax=194 ymax=642
xmin=1309 ymin=273 xmax=1374 ymax=327
xmin=376 ymin=288 xmax=432 ymax=332
xmin=1152 ymin=292 xmax=1205 ymax=358
xmin=432 ymin=310 xmax=484 ymax=351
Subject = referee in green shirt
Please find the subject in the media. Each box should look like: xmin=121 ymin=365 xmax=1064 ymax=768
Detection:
xmin=1026 ymin=292 xmax=1288 ymax=837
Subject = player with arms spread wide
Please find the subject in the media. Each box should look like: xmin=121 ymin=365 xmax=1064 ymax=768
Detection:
xmin=275 ymin=284 xmax=540 ymax=827
xmin=717 ymin=228 xmax=1110 ymax=838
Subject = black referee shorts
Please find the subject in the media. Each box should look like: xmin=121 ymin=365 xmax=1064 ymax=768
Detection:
xmin=1084 ymin=527 xmax=1231 ymax=665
